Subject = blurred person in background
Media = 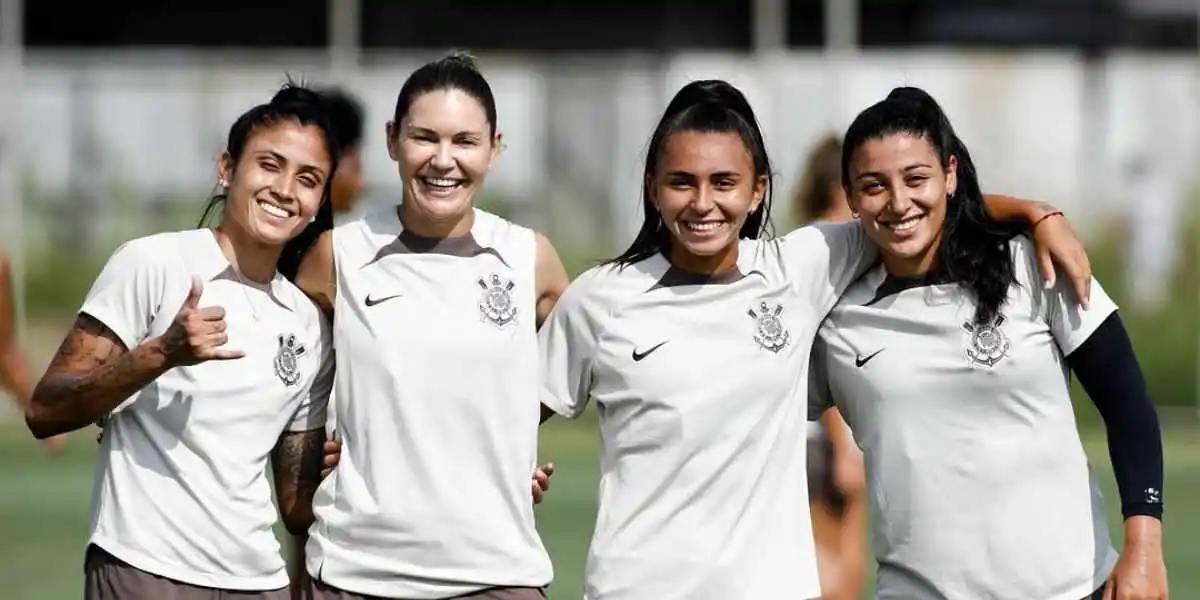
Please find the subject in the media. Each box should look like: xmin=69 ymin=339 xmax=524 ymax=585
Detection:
xmin=0 ymin=251 xmax=66 ymax=454
xmin=319 ymin=87 xmax=368 ymax=218
xmin=282 ymin=84 xmax=364 ymax=600
xmin=810 ymin=87 xmax=1167 ymax=600
xmin=24 ymin=83 xmax=341 ymax=600
xmin=791 ymin=133 xmax=866 ymax=600
xmin=293 ymin=52 xmax=564 ymax=600
xmin=538 ymin=78 xmax=1093 ymax=600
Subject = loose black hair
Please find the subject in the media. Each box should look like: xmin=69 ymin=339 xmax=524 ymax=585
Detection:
xmin=197 ymin=79 xmax=342 ymax=281
xmin=841 ymin=86 xmax=1022 ymax=326
xmin=391 ymin=51 xmax=497 ymax=137
xmin=608 ymin=79 xmax=774 ymax=267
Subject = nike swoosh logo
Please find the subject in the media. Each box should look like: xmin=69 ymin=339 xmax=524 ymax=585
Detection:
xmin=632 ymin=341 xmax=669 ymax=362
xmin=364 ymin=293 xmax=402 ymax=307
xmin=855 ymin=348 xmax=884 ymax=368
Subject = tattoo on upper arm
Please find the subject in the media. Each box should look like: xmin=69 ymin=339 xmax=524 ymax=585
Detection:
xmin=48 ymin=314 xmax=127 ymax=374
xmin=37 ymin=315 xmax=133 ymax=440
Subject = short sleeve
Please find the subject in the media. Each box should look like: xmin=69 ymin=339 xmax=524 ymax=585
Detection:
xmin=780 ymin=221 xmax=877 ymax=314
xmin=288 ymin=311 xmax=333 ymax=432
xmin=538 ymin=268 xmax=606 ymax=419
xmin=79 ymin=239 xmax=172 ymax=350
xmin=807 ymin=332 xmax=835 ymax=421
xmin=1046 ymin=274 xmax=1118 ymax=356
xmin=1014 ymin=237 xmax=1118 ymax=356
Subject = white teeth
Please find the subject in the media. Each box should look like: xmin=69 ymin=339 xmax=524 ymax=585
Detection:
xmin=887 ymin=215 xmax=924 ymax=231
xmin=685 ymin=222 xmax=723 ymax=232
xmin=422 ymin=177 xmax=462 ymax=189
xmin=257 ymin=201 xmax=290 ymax=219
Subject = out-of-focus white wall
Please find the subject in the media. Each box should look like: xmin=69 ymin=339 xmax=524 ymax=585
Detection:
xmin=13 ymin=49 xmax=1200 ymax=246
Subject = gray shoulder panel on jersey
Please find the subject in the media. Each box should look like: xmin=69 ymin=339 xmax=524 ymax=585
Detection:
xmin=865 ymin=271 xmax=956 ymax=307
xmin=211 ymin=266 xmax=296 ymax=312
xmin=363 ymin=231 xmax=508 ymax=269
xmin=647 ymin=265 xmax=768 ymax=292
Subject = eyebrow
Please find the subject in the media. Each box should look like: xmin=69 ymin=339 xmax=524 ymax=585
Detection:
xmin=255 ymin=150 xmax=327 ymax=177
xmin=665 ymin=170 xmax=741 ymax=178
xmin=407 ymin=125 xmax=484 ymax=138
xmin=853 ymin=163 xmax=935 ymax=180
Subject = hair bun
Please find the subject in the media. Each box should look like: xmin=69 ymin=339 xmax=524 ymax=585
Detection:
xmin=440 ymin=50 xmax=482 ymax=72
xmin=270 ymin=79 xmax=323 ymax=108
xmin=885 ymin=86 xmax=945 ymax=114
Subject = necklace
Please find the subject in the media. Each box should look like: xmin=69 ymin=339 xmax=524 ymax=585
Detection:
xmin=228 ymin=262 xmax=268 ymax=322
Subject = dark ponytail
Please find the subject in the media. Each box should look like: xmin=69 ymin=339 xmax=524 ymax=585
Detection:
xmin=608 ymin=79 xmax=775 ymax=267
xmin=197 ymin=79 xmax=342 ymax=281
xmin=841 ymin=86 xmax=1022 ymax=326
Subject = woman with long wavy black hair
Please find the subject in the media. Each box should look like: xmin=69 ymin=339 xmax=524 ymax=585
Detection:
xmin=810 ymin=87 xmax=1168 ymax=600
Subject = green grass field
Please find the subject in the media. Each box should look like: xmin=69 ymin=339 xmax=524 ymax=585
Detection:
xmin=2 ymin=202 xmax=1197 ymax=598
xmin=1 ymin=419 xmax=1198 ymax=600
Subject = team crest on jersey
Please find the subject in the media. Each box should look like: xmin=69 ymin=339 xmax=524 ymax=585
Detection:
xmin=961 ymin=315 xmax=1010 ymax=368
xmin=274 ymin=333 xmax=308 ymax=387
xmin=477 ymin=272 xmax=518 ymax=328
xmin=748 ymin=300 xmax=790 ymax=353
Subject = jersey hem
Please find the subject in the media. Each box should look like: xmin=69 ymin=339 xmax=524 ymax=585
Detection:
xmin=88 ymin=536 xmax=290 ymax=591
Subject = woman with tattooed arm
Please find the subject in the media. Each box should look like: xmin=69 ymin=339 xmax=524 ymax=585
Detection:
xmin=24 ymin=83 xmax=341 ymax=600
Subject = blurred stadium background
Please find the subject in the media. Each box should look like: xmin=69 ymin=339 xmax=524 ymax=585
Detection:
xmin=0 ymin=0 xmax=1197 ymax=598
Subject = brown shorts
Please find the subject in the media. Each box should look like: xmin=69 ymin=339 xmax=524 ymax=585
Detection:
xmin=85 ymin=544 xmax=290 ymax=600
xmin=308 ymin=579 xmax=546 ymax=600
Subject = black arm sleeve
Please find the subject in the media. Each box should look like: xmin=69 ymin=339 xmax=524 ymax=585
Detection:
xmin=1065 ymin=312 xmax=1164 ymax=520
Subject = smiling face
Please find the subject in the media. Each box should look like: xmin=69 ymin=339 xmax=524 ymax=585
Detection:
xmin=647 ymin=129 xmax=765 ymax=274
xmin=845 ymin=132 xmax=957 ymax=278
xmin=217 ymin=119 xmax=332 ymax=247
xmin=386 ymin=88 xmax=500 ymax=235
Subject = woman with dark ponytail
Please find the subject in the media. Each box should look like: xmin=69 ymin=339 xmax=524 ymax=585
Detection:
xmin=810 ymin=87 xmax=1168 ymax=600
xmin=25 ymin=82 xmax=343 ymax=599
xmin=293 ymin=52 xmax=561 ymax=600
xmin=539 ymin=79 xmax=1094 ymax=600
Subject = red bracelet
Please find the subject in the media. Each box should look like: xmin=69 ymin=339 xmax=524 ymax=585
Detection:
xmin=1032 ymin=210 xmax=1064 ymax=229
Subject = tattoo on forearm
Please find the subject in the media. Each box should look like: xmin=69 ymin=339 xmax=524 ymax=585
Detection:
xmin=272 ymin=429 xmax=326 ymax=502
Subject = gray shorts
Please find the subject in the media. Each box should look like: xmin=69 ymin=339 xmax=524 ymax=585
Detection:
xmin=308 ymin=579 xmax=546 ymax=600
xmin=85 ymin=545 xmax=290 ymax=600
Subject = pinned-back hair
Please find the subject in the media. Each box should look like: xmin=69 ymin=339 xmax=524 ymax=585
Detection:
xmin=608 ymin=79 xmax=775 ymax=267
xmin=841 ymin=86 xmax=1021 ymax=326
xmin=392 ymin=51 xmax=497 ymax=137
xmin=198 ymin=79 xmax=342 ymax=281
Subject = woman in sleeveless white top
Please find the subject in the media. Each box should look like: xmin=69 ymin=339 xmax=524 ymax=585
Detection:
xmin=293 ymin=54 xmax=569 ymax=600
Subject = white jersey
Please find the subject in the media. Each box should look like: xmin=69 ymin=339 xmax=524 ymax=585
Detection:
xmin=85 ymin=229 xmax=332 ymax=590
xmin=306 ymin=208 xmax=553 ymax=599
xmin=810 ymin=236 xmax=1118 ymax=600
xmin=539 ymin=223 xmax=873 ymax=600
